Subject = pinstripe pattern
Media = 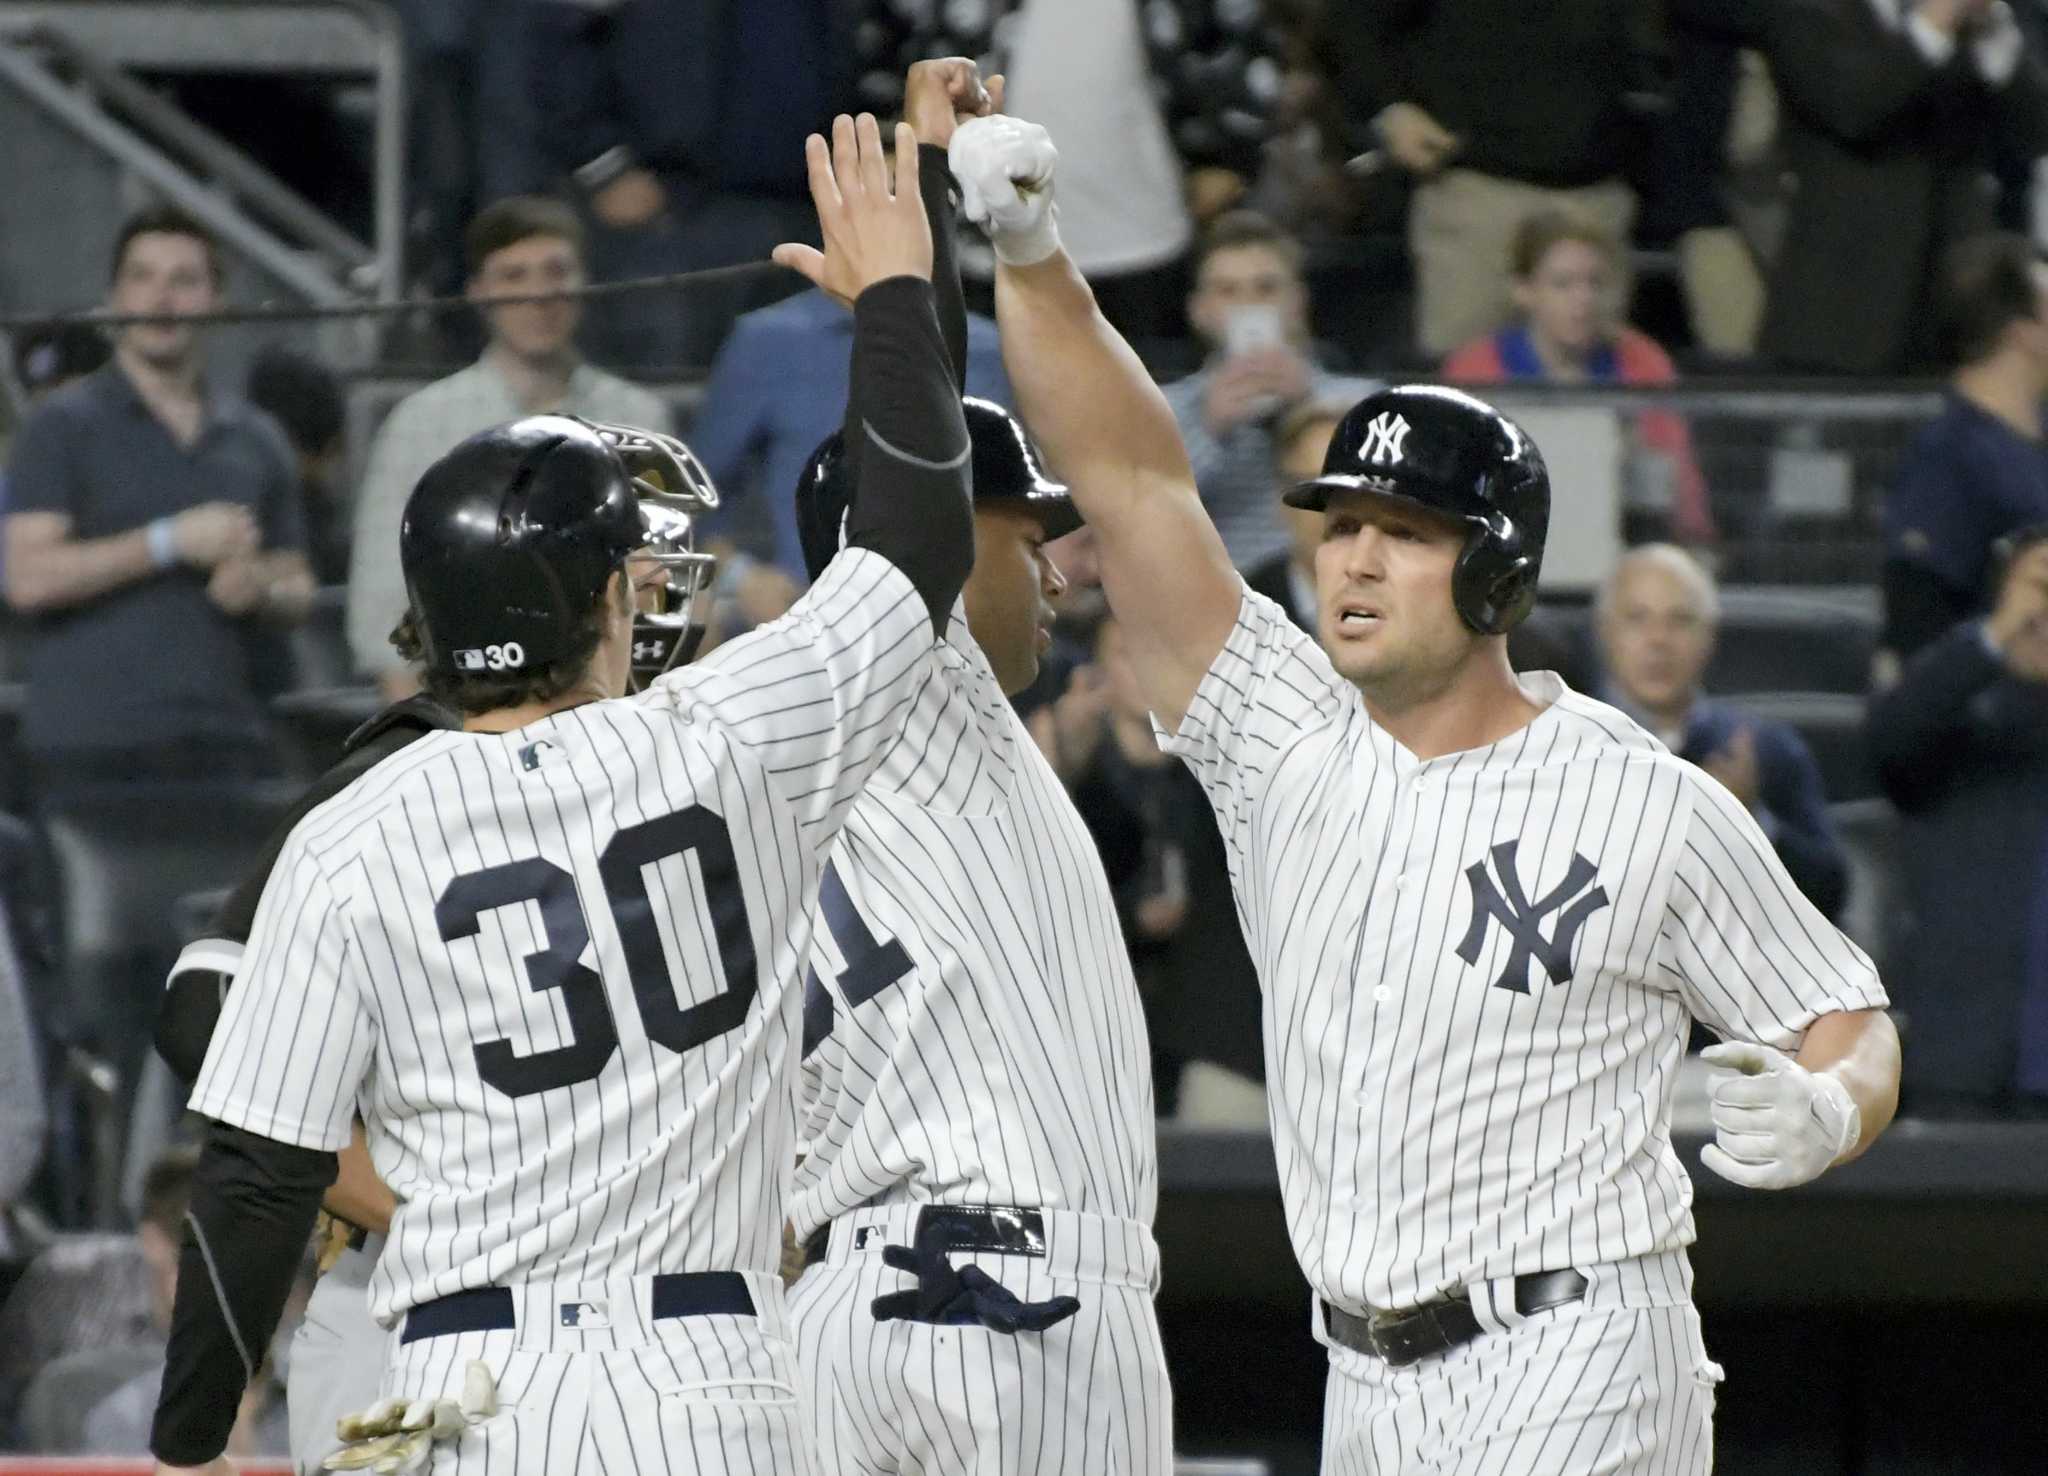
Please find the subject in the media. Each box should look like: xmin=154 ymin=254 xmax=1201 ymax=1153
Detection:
xmin=787 ymin=605 xmax=1166 ymax=1469
xmin=188 ymin=550 xmax=934 ymax=1332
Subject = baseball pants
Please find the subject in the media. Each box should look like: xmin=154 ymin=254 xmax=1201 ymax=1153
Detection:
xmin=374 ymin=1270 xmax=811 ymax=1475
xmin=287 ymin=1234 xmax=388 ymax=1475
xmin=1318 ymin=1251 xmax=1720 ymax=1475
xmin=789 ymin=1204 xmax=1174 ymax=1475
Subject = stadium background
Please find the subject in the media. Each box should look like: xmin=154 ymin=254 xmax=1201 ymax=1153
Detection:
xmin=0 ymin=1 xmax=2045 ymax=1472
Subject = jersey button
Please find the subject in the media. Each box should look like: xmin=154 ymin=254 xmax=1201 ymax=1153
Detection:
xmin=1373 ymin=985 xmax=1393 ymax=1003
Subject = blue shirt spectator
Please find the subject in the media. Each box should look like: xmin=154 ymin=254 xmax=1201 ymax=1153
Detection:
xmin=689 ymin=289 xmax=1013 ymax=579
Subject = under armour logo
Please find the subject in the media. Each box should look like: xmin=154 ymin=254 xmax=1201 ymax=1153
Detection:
xmin=632 ymin=640 xmax=668 ymax=663
xmin=560 ymin=1300 xmax=609 ymax=1328
xmin=1454 ymin=840 xmax=1610 ymax=995
xmin=1360 ymin=411 xmax=1411 ymax=465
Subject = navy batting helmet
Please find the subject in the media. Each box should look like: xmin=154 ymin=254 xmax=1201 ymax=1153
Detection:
xmin=1285 ymin=385 xmax=1548 ymax=635
xmin=398 ymin=415 xmax=719 ymax=685
xmin=792 ymin=397 xmax=1081 ymax=583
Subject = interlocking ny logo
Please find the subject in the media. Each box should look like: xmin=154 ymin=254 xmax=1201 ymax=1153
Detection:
xmin=1361 ymin=411 xmax=1411 ymax=465
xmin=1454 ymin=841 xmax=1611 ymax=995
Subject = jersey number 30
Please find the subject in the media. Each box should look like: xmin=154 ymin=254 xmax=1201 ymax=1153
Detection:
xmin=435 ymin=807 xmax=754 ymax=1098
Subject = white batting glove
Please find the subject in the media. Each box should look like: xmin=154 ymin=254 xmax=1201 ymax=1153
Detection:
xmin=1698 ymin=1041 xmax=1860 ymax=1190
xmin=948 ymin=114 xmax=1061 ymax=266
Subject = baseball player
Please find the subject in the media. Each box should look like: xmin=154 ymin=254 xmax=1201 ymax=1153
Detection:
xmin=145 ymin=114 xmax=975 ymax=1476
xmin=771 ymin=61 xmax=1169 ymax=1476
xmin=950 ymin=112 xmax=1903 ymax=1472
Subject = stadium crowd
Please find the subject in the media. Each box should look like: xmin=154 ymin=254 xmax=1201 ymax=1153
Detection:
xmin=1 ymin=0 xmax=2047 ymax=1464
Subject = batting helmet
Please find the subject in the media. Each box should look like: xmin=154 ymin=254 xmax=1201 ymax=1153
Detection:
xmin=792 ymin=396 xmax=1082 ymax=583
xmin=1285 ymin=384 xmax=1548 ymax=635
xmin=398 ymin=415 xmax=719 ymax=686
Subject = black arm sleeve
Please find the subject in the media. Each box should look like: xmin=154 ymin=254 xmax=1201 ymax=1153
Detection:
xmin=842 ymin=275 xmax=975 ymax=635
xmin=918 ymin=143 xmax=970 ymax=396
xmin=150 ymin=1123 xmax=336 ymax=1466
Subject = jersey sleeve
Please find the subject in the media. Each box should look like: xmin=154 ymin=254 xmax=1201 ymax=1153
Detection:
xmin=187 ymin=836 xmax=375 ymax=1151
xmin=1653 ymin=765 xmax=1890 ymax=1049
xmin=655 ymin=547 xmax=934 ymax=836
xmin=1154 ymin=583 xmax=1349 ymax=856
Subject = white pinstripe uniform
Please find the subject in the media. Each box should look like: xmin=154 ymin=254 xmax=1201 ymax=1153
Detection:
xmin=185 ymin=551 xmax=934 ymax=1476
xmin=786 ymin=602 xmax=1170 ymax=1475
xmin=1160 ymin=587 xmax=1889 ymax=1476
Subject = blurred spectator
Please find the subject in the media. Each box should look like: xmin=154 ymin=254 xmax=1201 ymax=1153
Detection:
xmin=870 ymin=0 xmax=1286 ymax=347
xmin=1598 ymin=545 xmax=1849 ymax=919
xmin=346 ymin=198 xmax=669 ymax=698
xmin=1442 ymin=210 xmax=1717 ymax=546
xmin=245 ymin=347 xmax=350 ymax=587
xmin=1049 ymin=614 xmax=1265 ymax=1124
xmin=526 ymin=0 xmax=863 ymax=368
xmin=1677 ymin=0 xmax=2048 ymax=375
xmin=0 ymin=829 xmax=43 ymax=1286
xmin=1161 ymin=213 xmax=1377 ymax=570
xmin=690 ymin=288 xmax=1011 ymax=579
xmin=1 ymin=322 xmax=111 ymax=601
xmin=1870 ymin=528 xmax=2048 ymax=1117
xmin=1246 ymin=399 xmax=1348 ymax=631
xmin=1884 ymin=232 xmax=2048 ymax=665
xmin=1323 ymin=0 xmax=1663 ymax=356
xmin=2 ymin=206 xmax=312 ymax=795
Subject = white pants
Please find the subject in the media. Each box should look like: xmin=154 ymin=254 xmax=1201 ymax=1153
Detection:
xmin=376 ymin=1270 xmax=810 ymax=1476
xmin=1319 ymin=1253 xmax=1721 ymax=1475
xmin=789 ymin=1204 xmax=1174 ymax=1475
xmin=287 ymin=1235 xmax=387 ymax=1475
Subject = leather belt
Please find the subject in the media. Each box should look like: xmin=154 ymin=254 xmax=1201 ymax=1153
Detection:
xmin=802 ymin=1204 xmax=1050 ymax=1272
xmin=1322 ymin=1269 xmax=1589 ymax=1368
xmin=400 ymin=1271 xmax=756 ymax=1344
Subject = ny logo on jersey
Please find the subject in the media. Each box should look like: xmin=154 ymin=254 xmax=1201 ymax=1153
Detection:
xmin=1360 ymin=411 xmax=1411 ymax=465
xmin=1454 ymin=840 xmax=1610 ymax=995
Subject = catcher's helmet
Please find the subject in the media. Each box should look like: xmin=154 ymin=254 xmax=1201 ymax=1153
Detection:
xmin=398 ymin=415 xmax=719 ymax=686
xmin=1285 ymin=384 xmax=1548 ymax=635
xmin=792 ymin=397 xmax=1082 ymax=583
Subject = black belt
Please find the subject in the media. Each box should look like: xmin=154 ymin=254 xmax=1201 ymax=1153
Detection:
xmin=400 ymin=1271 xmax=756 ymax=1344
xmin=801 ymin=1204 xmax=1050 ymax=1272
xmin=1322 ymin=1269 xmax=1589 ymax=1368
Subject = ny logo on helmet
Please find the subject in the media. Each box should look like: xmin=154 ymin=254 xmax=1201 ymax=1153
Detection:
xmin=1454 ymin=840 xmax=1610 ymax=994
xmin=1361 ymin=411 xmax=1411 ymax=466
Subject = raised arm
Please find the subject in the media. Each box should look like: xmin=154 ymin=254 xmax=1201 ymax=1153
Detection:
xmin=951 ymin=115 xmax=1241 ymax=730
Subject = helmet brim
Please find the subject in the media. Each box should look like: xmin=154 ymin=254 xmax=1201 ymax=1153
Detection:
xmin=1284 ymin=474 xmax=1471 ymax=532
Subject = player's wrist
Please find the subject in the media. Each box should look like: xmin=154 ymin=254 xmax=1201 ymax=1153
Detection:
xmin=988 ymin=204 xmax=1061 ymax=268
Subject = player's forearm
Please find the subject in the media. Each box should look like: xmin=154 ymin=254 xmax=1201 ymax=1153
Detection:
xmin=324 ymin=1119 xmax=396 ymax=1234
xmin=1795 ymin=1007 xmax=1900 ymax=1165
xmin=3 ymin=524 xmax=160 ymax=613
xmin=918 ymin=143 xmax=969 ymax=394
xmin=152 ymin=1122 xmax=336 ymax=1466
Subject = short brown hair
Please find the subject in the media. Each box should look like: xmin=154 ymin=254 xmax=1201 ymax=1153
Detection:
xmin=1509 ymin=209 xmax=1620 ymax=281
xmin=1940 ymin=231 xmax=2043 ymax=367
xmin=465 ymin=196 xmax=586 ymax=278
xmin=1194 ymin=210 xmax=1305 ymax=283
xmin=110 ymin=204 xmax=224 ymax=287
xmin=139 ymin=1144 xmax=200 ymax=1238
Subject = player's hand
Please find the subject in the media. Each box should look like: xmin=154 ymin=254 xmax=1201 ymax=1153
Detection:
xmin=872 ymin=1220 xmax=1081 ymax=1334
xmin=172 ymin=500 xmax=259 ymax=569
xmin=1698 ymin=1042 xmax=1860 ymax=1190
xmin=1377 ymin=102 xmax=1459 ymax=175
xmin=948 ymin=113 xmax=1062 ymax=266
xmin=903 ymin=58 xmax=1001 ymax=151
xmin=1699 ymin=727 xmax=1761 ymax=812
xmin=773 ymin=114 xmax=933 ymax=307
xmin=591 ymin=167 xmax=667 ymax=230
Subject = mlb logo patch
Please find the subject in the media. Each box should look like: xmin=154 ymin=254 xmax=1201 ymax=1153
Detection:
xmin=455 ymin=649 xmax=488 ymax=672
xmin=560 ymin=1300 xmax=609 ymax=1329
xmin=853 ymin=1226 xmax=884 ymax=1250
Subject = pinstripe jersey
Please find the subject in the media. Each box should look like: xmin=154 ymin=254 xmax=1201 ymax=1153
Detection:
xmin=789 ymin=605 xmax=1157 ymax=1236
xmin=187 ymin=551 xmax=934 ymax=1325
xmin=1161 ymin=587 xmax=1888 ymax=1315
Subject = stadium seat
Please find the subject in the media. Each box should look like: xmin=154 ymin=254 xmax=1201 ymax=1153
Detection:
xmin=1725 ymin=691 xmax=1876 ymax=803
xmin=1705 ymin=589 xmax=1877 ymax=696
xmin=16 ymin=1341 xmax=165 ymax=1452
xmin=1829 ymin=797 xmax=1904 ymax=972
xmin=0 ymin=1231 xmax=154 ymax=1428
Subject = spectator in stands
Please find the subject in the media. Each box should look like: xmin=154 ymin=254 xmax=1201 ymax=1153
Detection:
xmin=1598 ymin=544 xmax=1849 ymax=919
xmin=1675 ymin=0 xmax=2048 ymax=375
xmin=1162 ymin=213 xmax=1377 ymax=570
xmin=1048 ymin=613 xmax=1265 ymax=1124
xmin=0 ymin=322 xmax=111 ymax=602
xmin=1246 ymin=398 xmax=1347 ymax=632
xmin=868 ymin=1 xmax=1286 ymax=349
xmin=1870 ymin=528 xmax=2048 ymax=1118
xmin=1884 ymin=233 xmax=2048 ymax=666
xmin=2 ymin=206 xmax=313 ymax=794
xmin=245 ymin=346 xmax=350 ymax=587
xmin=346 ymin=198 xmax=669 ymax=698
xmin=1442 ymin=210 xmax=1717 ymax=546
xmin=689 ymin=292 xmax=1010 ymax=581
xmin=1323 ymin=0 xmax=1665 ymax=357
